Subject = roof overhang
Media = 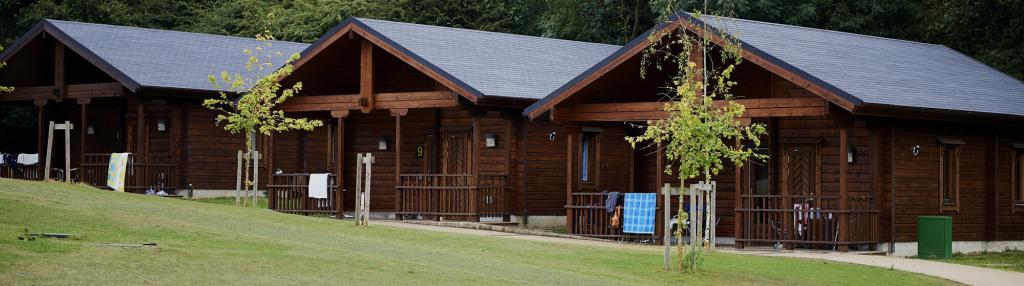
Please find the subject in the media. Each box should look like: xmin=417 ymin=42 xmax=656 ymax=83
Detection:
xmin=1 ymin=20 xmax=142 ymax=93
xmin=523 ymin=12 xmax=863 ymax=120
xmin=288 ymin=17 xmax=487 ymax=104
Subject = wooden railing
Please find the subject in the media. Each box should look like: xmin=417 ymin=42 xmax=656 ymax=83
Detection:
xmin=0 ymin=164 xmax=42 ymax=181
xmin=738 ymin=194 xmax=877 ymax=249
xmin=267 ymin=173 xmax=340 ymax=216
xmin=81 ymin=153 xmax=178 ymax=192
xmin=395 ymin=174 xmax=510 ymax=219
xmin=566 ymin=192 xmax=664 ymax=240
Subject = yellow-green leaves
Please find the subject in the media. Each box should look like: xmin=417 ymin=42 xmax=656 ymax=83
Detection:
xmin=630 ymin=12 xmax=767 ymax=184
xmin=203 ymin=31 xmax=323 ymax=138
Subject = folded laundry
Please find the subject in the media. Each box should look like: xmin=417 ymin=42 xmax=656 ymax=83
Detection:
xmin=17 ymin=153 xmax=39 ymax=165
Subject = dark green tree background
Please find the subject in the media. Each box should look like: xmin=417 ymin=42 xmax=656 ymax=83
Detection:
xmin=1 ymin=0 xmax=1021 ymax=79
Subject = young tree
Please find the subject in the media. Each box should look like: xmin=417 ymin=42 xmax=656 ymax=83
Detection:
xmin=628 ymin=9 xmax=766 ymax=273
xmin=205 ymin=30 xmax=322 ymax=207
xmin=0 ymin=45 xmax=11 ymax=94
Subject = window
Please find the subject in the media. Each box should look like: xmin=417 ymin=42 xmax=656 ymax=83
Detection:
xmin=938 ymin=138 xmax=964 ymax=212
xmin=580 ymin=133 xmax=598 ymax=183
xmin=1013 ymin=145 xmax=1024 ymax=208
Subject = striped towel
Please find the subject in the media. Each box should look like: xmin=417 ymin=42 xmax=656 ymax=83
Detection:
xmin=106 ymin=153 xmax=130 ymax=192
xmin=623 ymin=193 xmax=657 ymax=234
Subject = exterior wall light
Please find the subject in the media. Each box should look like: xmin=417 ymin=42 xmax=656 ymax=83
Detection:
xmin=847 ymin=146 xmax=856 ymax=163
xmin=86 ymin=123 xmax=95 ymax=135
xmin=485 ymin=133 xmax=497 ymax=148
xmin=156 ymin=119 xmax=168 ymax=132
xmin=378 ymin=137 xmax=389 ymax=151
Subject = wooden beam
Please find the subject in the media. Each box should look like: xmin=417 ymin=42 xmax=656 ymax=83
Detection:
xmin=66 ymin=82 xmax=123 ymax=98
xmin=565 ymin=127 xmax=578 ymax=234
xmin=54 ymin=41 xmax=66 ymax=100
xmin=1 ymin=83 xmax=123 ymax=102
xmin=393 ymin=111 xmax=402 ymax=216
xmin=555 ymin=98 xmax=827 ymax=122
xmin=734 ymin=138 xmax=744 ymax=249
xmin=79 ymin=98 xmax=89 ymax=172
xmin=277 ymin=91 xmax=456 ymax=112
xmin=136 ymin=102 xmax=145 ymax=156
xmin=838 ymin=127 xmax=849 ymax=252
xmin=36 ymin=101 xmax=46 ymax=157
xmin=334 ymin=113 xmax=347 ymax=219
xmin=360 ymin=39 xmax=375 ymax=113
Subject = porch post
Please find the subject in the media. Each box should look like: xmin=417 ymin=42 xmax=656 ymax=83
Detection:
xmin=78 ymin=98 xmax=90 ymax=176
xmin=267 ymin=133 xmax=275 ymax=210
xmin=391 ymin=109 xmax=407 ymax=218
xmin=734 ymin=138 xmax=744 ymax=249
xmin=35 ymin=99 xmax=47 ymax=160
xmin=565 ymin=126 xmax=578 ymax=234
xmin=839 ymin=127 xmax=850 ymax=252
xmin=332 ymin=110 xmax=349 ymax=219
xmin=655 ymin=142 xmax=664 ymax=240
xmin=471 ymin=111 xmax=481 ymax=220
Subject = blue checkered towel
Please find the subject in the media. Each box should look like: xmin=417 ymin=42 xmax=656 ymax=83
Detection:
xmin=623 ymin=193 xmax=656 ymax=234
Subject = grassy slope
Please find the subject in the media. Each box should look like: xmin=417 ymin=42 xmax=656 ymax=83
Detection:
xmin=0 ymin=179 xmax=955 ymax=285
xmin=947 ymin=250 xmax=1024 ymax=273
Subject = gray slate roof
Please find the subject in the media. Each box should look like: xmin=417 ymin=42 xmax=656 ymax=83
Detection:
xmin=354 ymin=18 xmax=621 ymax=99
xmin=45 ymin=20 xmax=310 ymax=92
xmin=696 ymin=15 xmax=1024 ymax=117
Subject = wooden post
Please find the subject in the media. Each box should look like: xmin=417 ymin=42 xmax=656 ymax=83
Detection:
xmin=252 ymin=150 xmax=260 ymax=208
xmin=662 ymin=183 xmax=672 ymax=271
xmin=359 ymin=40 xmax=375 ymax=113
xmin=655 ymin=143 xmax=664 ymax=239
xmin=391 ymin=109 xmax=407 ymax=218
xmin=734 ymin=138 xmax=744 ymax=248
xmin=236 ymin=150 xmax=243 ymax=206
xmin=471 ymin=111 xmax=482 ymax=220
xmin=54 ymin=42 xmax=66 ymax=100
xmin=64 ymin=121 xmax=71 ymax=183
xmin=35 ymin=100 xmax=47 ymax=166
xmin=332 ymin=110 xmax=348 ymax=219
xmin=78 ymin=98 xmax=90 ymax=176
xmin=44 ymin=121 xmax=54 ymax=180
xmin=565 ymin=127 xmax=577 ymax=234
xmin=355 ymin=153 xmax=364 ymax=226
xmin=267 ymin=134 xmax=275 ymax=210
xmin=362 ymin=153 xmax=374 ymax=226
xmin=839 ymin=127 xmax=850 ymax=252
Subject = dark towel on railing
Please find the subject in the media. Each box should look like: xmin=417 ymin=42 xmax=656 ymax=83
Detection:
xmin=605 ymin=191 xmax=620 ymax=213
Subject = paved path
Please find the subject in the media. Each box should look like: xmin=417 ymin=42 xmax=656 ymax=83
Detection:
xmin=380 ymin=221 xmax=1024 ymax=286
xmin=726 ymin=249 xmax=1024 ymax=286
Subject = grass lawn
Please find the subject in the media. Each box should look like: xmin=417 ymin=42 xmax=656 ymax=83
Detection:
xmin=0 ymin=179 xmax=956 ymax=285
xmin=194 ymin=196 xmax=269 ymax=209
xmin=946 ymin=250 xmax=1024 ymax=273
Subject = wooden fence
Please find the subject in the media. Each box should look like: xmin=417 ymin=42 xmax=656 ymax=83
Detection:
xmin=267 ymin=173 xmax=340 ymax=216
xmin=0 ymin=165 xmax=42 ymax=180
xmin=566 ymin=192 xmax=663 ymax=240
xmin=395 ymin=174 xmax=510 ymax=219
xmin=738 ymin=194 xmax=877 ymax=249
xmin=80 ymin=153 xmax=178 ymax=192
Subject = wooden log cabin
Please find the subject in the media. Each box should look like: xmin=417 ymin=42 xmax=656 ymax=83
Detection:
xmin=0 ymin=20 xmax=308 ymax=194
xmin=524 ymin=13 xmax=1024 ymax=254
xmin=264 ymin=18 xmax=620 ymax=223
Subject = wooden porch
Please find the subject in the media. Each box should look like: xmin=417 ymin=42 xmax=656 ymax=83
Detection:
xmin=79 ymin=153 xmax=179 ymax=192
xmin=267 ymin=173 xmax=341 ymax=216
xmin=395 ymin=174 xmax=511 ymax=220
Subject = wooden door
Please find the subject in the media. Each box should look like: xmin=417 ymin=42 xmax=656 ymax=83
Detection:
xmin=783 ymin=145 xmax=818 ymax=197
xmin=441 ymin=131 xmax=471 ymax=175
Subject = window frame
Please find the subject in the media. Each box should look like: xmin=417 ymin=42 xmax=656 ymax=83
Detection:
xmin=938 ymin=138 xmax=964 ymax=213
xmin=579 ymin=132 xmax=599 ymax=185
xmin=1012 ymin=143 xmax=1024 ymax=211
